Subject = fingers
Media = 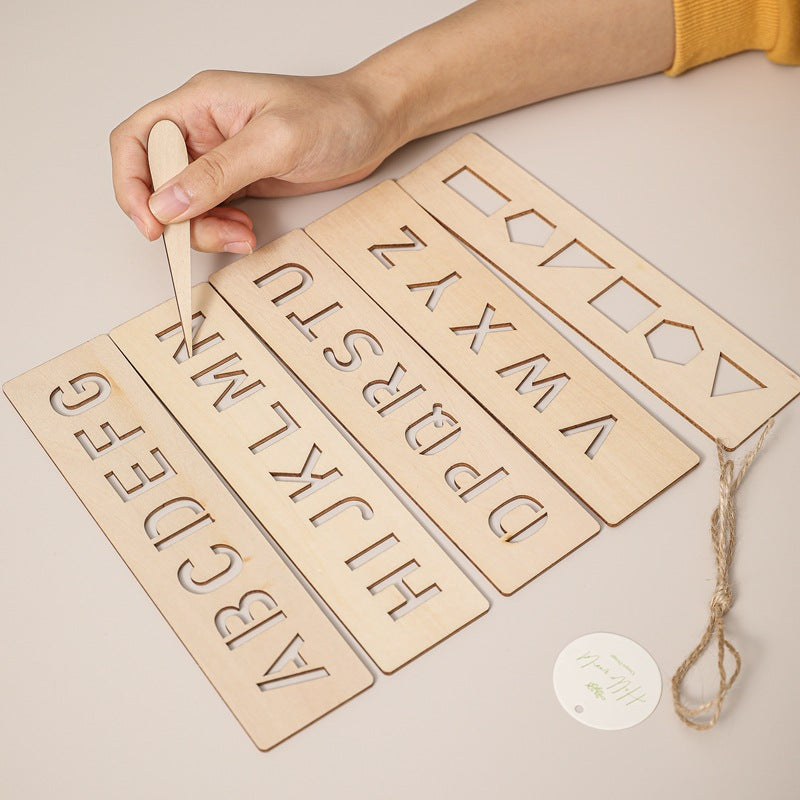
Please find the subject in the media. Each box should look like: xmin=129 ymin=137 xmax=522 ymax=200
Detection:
xmin=110 ymin=124 xmax=165 ymax=241
xmin=112 ymin=91 xmax=257 ymax=254
xmin=110 ymin=72 xmax=241 ymax=240
xmin=111 ymin=69 xmax=383 ymax=245
xmin=148 ymin=119 xmax=290 ymax=225
xmin=190 ymin=206 xmax=256 ymax=253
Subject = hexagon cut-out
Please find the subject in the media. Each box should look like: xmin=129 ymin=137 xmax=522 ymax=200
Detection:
xmin=505 ymin=210 xmax=555 ymax=247
xmin=646 ymin=321 xmax=702 ymax=365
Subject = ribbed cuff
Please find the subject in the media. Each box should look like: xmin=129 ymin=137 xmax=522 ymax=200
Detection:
xmin=666 ymin=0 xmax=780 ymax=75
xmin=770 ymin=0 xmax=800 ymax=65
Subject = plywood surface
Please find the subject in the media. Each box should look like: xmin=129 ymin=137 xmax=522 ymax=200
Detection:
xmin=147 ymin=119 xmax=194 ymax=354
xmin=111 ymin=284 xmax=489 ymax=672
xmin=211 ymin=230 xmax=600 ymax=594
xmin=398 ymin=134 xmax=800 ymax=449
xmin=3 ymin=2 xmax=799 ymax=796
xmin=306 ymin=181 xmax=699 ymax=524
xmin=3 ymin=335 xmax=373 ymax=751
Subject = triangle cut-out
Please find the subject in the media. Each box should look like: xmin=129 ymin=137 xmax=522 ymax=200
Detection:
xmin=539 ymin=240 xmax=611 ymax=269
xmin=711 ymin=353 xmax=765 ymax=397
xmin=560 ymin=415 xmax=616 ymax=459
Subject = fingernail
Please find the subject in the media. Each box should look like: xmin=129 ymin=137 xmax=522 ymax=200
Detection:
xmin=131 ymin=215 xmax=150 ymax=239
xmin=149 ymin=184 xmax=190 ymax=222
xmin=223 ymin=241 xmax=254 ymax=255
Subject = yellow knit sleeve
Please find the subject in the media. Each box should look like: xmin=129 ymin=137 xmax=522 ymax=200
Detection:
xmin=666 ymin=0 xmax=800 ymax=76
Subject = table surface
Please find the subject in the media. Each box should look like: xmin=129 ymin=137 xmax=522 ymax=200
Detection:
xmin=2 ymin=2 xmax=798 ymax=798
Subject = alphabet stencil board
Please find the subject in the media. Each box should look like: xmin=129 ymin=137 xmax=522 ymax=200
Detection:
xmin=399 ymin=135 xmax=800 ymax=450
xmin=4 ymin=135 xmax=797 ymax=752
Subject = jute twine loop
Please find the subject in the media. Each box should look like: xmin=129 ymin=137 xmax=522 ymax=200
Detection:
xmin=671 ymin=418 xmax=775 ymax=730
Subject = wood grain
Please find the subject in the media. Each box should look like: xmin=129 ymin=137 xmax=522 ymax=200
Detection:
xmin=147 ymin=119 xmax=193 ymax=355
xmin=398 ymin=134 xmax=800 ymax=450
xmin=111 ymin=284 xmax=489 ymax=672
xmin=3 ymin=336 xmax=373 ymax=751
xmin=306 ymin=181 xmax=698 ymax=525
xmin=211 ymin=230 xmax=600 ymax=593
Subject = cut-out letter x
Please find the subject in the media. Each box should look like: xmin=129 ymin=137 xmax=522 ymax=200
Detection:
xmin=451 ymin=304 xmax=516 ymax=354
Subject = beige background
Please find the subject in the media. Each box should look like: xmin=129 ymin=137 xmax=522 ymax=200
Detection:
xmin=1 ymin=1 xmax=798 ymax=797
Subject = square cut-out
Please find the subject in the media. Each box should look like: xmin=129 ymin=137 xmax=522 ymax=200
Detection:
xmin=444 ymin=167 xmax=508 ymax=215
xmin=589 ymin=278 xmax=659 ymax=332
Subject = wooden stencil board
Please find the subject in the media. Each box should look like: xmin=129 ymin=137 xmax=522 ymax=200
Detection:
xmin=111 ymin=284 xmax=489 ymax=672
xmin=398 ymin=134 xmax=800 ymax=450
xmin=306 ymin=182 xmax=698 ymax=525
xmin=210 ymin=230 xmax=600 ymax=595
xmin=2 ymin=336 xmax=373 ymax=751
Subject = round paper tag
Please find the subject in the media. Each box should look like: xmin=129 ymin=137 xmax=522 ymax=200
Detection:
xmin=553 ymin=632 xmax=662 ymax=730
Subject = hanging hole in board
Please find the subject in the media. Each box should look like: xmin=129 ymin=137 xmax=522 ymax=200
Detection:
xmin=589 ymin=278 xmax=660 ymax=332
xmin=443 ymin=167 xmax=509 ymax=215
xmin=505 ymin=209 xmax=556 ymax=247
xmin=711 ymin=353 xmax=765 ymax=397
xmin=645 ymin=321 xmax=703 ymax=365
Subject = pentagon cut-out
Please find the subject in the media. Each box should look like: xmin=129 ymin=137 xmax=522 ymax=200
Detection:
xmin=711 ymin=354 xmax=765 ymax=396
xmin=505 ymin=210 xmax=555 ymax=247
xmin=646 ymin=321 xmax=702 ymax=365
xmin=540 ymin=240 xmax=611 ymax=269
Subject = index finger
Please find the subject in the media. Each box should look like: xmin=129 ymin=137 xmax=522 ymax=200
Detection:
xmin=109 ymin=97 xmax=189 ymax=240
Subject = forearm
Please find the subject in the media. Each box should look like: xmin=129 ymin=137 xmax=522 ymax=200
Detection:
xmin=349 ymin=0 xmax=675 ymax=146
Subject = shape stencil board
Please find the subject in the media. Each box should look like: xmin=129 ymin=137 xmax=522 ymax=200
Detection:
xmin=306 ymin=182 xmax=698 ymax=525
xmin=398 ymin=134 xmax=800 ymax=449
xmin=211 ymin=230 xmax=599 ymax=594
xmin=111 ymin=285 xmax=489 ymax=672
xmin=2 ymin=336 xmax=373 ymax=751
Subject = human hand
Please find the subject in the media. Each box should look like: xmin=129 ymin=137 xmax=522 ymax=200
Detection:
xmin=110 ymin=69 xmax=402 ymax=253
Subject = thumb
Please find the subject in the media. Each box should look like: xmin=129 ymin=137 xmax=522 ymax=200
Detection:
xmin=148 ymin=122 xmax=278 ymax=223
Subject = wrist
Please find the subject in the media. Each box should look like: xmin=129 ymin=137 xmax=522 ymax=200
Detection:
xmin=343 ymin=55 xmax=420 ymax=156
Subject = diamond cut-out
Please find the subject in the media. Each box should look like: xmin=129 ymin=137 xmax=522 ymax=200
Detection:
xmin=590 ymin=278 xmax=660 ymax=332
xmin=505 ymin=210 xmax=555 ymax=247
xmin=646 ymin=321 xmax=702 ymax=365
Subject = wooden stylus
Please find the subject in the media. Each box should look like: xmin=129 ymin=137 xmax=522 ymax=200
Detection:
xmin=147 ymin=119 xmax=193 ymax=356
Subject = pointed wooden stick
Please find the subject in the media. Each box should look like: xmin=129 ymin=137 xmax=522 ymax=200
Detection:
xmin=147 ymin=119 xmax=192 ymax=356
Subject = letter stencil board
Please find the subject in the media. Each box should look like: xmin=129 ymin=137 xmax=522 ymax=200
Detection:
xmin=111 ymin=284 xmax=489 ymax=672
xmin=11 ymin=133 xmax=778 ymax=752
xmin=3 ymin=336 xmax=373 ymax=751
xmin=398 ymin=134 xmax=800 ymax=450
xmin=210 ymin=231 xmax=600 ymax=595
xmin=306 ymin=182 xmax=699 ymax=525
